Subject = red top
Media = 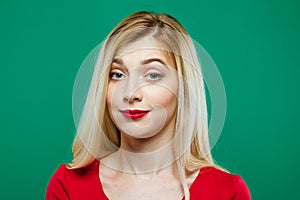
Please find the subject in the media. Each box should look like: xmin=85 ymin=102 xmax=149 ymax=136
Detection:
xmin=46 ymin=159 xmax=251 ymax=200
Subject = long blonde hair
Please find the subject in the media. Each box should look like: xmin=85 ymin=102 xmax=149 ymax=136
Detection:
xmin=69 ymin=11 xmax=218 ymax=199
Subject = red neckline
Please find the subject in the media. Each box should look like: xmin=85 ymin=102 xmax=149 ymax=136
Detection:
xmin=93 ymin=159 xmax=217 ymax=200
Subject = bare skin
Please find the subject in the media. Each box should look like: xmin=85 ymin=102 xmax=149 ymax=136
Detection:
xmin=99 ymin=155 xmax=200 ymax=200
xmin=99 ymin=160 xmax=184 ymax=200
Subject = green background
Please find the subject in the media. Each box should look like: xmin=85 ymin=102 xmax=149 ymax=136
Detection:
xmin=1 ymin=0 xmax=299 ymax=199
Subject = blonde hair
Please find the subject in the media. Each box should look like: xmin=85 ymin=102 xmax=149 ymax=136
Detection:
xmin=69 ymin=11 xmax=219 ymax=199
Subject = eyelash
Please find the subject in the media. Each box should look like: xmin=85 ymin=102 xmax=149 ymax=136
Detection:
xmin=145 ymin=72 xmax=164 ymax=80
xmin=109 ymin=71 xmax=125 ymax=80
xmin=109 ymin=70 xmax=164 ymax=81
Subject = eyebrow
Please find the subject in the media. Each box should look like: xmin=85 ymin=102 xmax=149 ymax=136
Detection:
xmin=140 ymin=58 xmax=167 ymax=66
xmin=112 ymin=58 xmax=168 ymax=67
xmin=112 ymin=58 xmax=123 ymax=65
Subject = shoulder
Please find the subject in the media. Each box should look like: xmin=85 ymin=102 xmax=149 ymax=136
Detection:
xmin=46 ymin=159 xmax=101 ymax=200
xmin=48 ymin=159 xmax=99 ymax=183
xmin=190 ymin=167 xmax=251 ymax=200
xmin=46 ymin=163 xmax=71 ymax=200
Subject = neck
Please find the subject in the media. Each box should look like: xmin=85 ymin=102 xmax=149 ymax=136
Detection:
xmin=101 ymin=116 xmax=178 ymax=175
xmin=101 ymin=142 xmax=176 ymax=175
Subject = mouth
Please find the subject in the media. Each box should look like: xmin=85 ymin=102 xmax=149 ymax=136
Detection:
xmin=121 ymin=109 xmax=150 ymax=120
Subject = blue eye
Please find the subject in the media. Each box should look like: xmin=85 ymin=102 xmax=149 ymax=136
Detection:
xmin=109 ymin=72 xmax=125 ymax=80
xmin=147 ymin=73 xmax=163 ymax=80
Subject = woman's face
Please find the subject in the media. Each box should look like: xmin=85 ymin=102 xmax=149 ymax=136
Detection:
xmin=106 ymin=37 xmax=178 ymax=143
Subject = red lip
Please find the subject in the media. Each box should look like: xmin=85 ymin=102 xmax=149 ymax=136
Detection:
xmin=121 ymin=109 xmax=150 ymax=120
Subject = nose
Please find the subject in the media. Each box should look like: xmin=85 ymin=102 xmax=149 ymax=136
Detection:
xmin=123 ymin=94 xmax=142 ymax=103
xmin=122 ymin=80 xmax=143 ymax=103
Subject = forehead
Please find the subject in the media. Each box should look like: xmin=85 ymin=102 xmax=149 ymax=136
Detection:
xmin=115 ymin=37 xmax=161 ymax=55
xmin=113 ymin=37 xmax=175 ymax=68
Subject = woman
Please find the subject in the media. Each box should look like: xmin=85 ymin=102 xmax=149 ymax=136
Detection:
xmin=46 ymin=11 xmax=251 ymax=199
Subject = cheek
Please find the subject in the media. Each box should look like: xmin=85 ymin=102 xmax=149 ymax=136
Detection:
xmin=146 ymin=87 xmax=178 ymax=109
xmin=106 ymin=83 xmax=115 ymax=109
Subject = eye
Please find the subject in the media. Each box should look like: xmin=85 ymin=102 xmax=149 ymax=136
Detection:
xmin=146 ymin=72 xmax=164 ymax=81
xmin=109 ymin=71 xmax=125 ymax=80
